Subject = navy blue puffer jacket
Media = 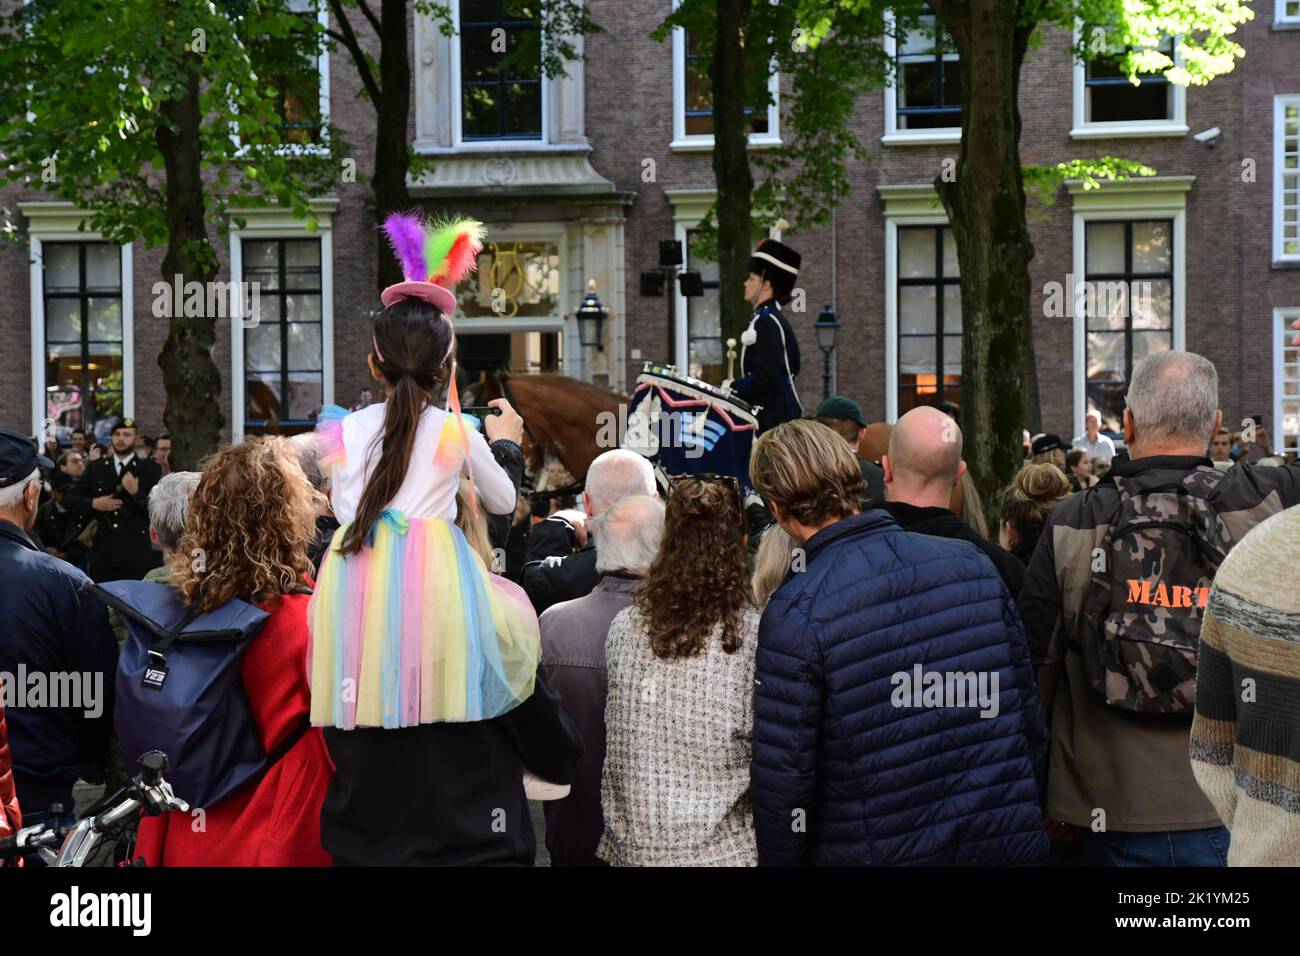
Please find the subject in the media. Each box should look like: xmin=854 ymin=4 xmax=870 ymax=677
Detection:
xmin=751 ymin=511 xmax=1049 ymax=866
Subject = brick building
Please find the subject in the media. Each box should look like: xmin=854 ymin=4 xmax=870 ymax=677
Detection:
xmin=2 ymin=2 xmax=1298 ymax=456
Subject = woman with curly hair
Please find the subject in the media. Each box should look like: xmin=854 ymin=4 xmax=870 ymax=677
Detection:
xmin=598 ymin=475 xmax=760 ymax=866
xmin=998 ymin=462 xmax=1070 ymax=565
xmin=132 ymin=437 xmax=334 ymax=866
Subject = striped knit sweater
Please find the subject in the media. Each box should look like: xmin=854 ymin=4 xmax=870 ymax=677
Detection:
xmin=1190 ymin=503 xmax=1300 ymax=866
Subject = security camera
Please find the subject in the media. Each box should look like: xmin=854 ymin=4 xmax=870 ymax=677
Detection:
xmin=1193 ymin=127 xmax=1221 ymax=144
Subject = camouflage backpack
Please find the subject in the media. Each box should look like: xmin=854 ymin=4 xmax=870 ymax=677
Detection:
xmin=1080 ymin=471 xmax=1230 ymax=717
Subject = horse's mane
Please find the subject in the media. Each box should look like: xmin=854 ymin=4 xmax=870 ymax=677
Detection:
xmin=498 ymin=372 xmax=629 ymax=405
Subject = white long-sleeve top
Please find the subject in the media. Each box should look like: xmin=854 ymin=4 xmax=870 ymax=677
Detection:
xmin=328 ymin=401 xmax=516 ymax=523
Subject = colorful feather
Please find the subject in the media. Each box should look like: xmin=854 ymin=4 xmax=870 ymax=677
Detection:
xmin=422 ymin=217 xmax=484 ymax=284
xmin=382 ymin=212 xmax=429 ymax=282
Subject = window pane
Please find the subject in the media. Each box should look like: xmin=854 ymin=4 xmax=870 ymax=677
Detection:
xmin=287 ymin=323 xmax=322 ymax=371
xmin=243 ymin=241 xmax=281 ymax=290
xmin=1132 ymin=220 xmax=1171 ymax=273
xmin=898 ymin=16 xmax=938 ymax=56
xmin=86 ymin=298 xmax=122 ymax=342
xmin=941 ymin=60 xmax=961 ymax=108
xmin=943 ymin=334 xmax=962 ymax=375
xmin=85 ymin=244 xmax=120 ymax=291
xmin=1086 ymin=222 xmax=1126 ymax=274
xmin=1088 ymin=78 xmax=1169 ymax=123
xmin=942 ymin=228 xmax=959 ymax=277
xmin=1132 ymin=279 xmax=1172 ymax=330
xmin=46 ymin=298 xmax=81 ymax=343
xmin=1086 ymin=331 xmax=1125 ymax=380
xmin=942 ymin=284 xmax=962 ymax=333
xmin=246 ymin=374 xmax=282 ymax=420
xmin=505 ymin=82 xmax=542 ymax=136
xmin=900 ymin=62 xmax=937 ymax=109
xmin=44 ymin=244 xmax=80 ymax=292
xmin=899 ymin=286 xmax=936 ymax=335
xmin=899 ymin=335 xmax=936 ymax=374
xmin=1133 ymin=330 xmax=1173 ymax=364
xmin=246 ymin=325 xmax=282 ymax=371
xmin=285 ymin=240 xmax=321 ymax=288
xmin=1085 ymin=280 xmax=1130 ymax=330
xmin=462 ymin=86 xmax=498 ymax=139
xmin=899 ymin=228 xmax=936 ymax=278
xmin=457 ymin=240 xmax=560 ymax=318
xmin=287 ymin=374 xmax=323 ymax=420
xmin=461 ymin=29 xmax=499 ymax=82
xmin=285 ymin=292 xmax=321 ymax=323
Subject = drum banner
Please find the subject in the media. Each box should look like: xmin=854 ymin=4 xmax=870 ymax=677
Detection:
xmin=621 ymin=369 xmax=759 ymax=493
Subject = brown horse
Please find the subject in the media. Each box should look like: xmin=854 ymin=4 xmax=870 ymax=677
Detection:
xmin=473 ymin=372 xmax=630 ymax=481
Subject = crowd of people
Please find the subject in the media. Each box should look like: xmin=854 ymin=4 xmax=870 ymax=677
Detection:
xmin=2 ymin=215 xmax=1299 ymax=869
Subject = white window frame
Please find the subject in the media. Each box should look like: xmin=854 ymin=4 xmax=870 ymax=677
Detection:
xmin=670 ymin=0 xmax=781 ymax=152
xmin=1068 ymin=176 xmax=1193 ymax=436
xmin=1276 ymin=0 xmax=1300 ymax=28
xmin=453 ymin=224 xmax=577 ymax=373
xmin=449 ymin=0 xmax=552 ymax=148
xmin=1274 ymin=307 xmax=1300 ymax=455
xmin=1274 ymin=94 xmax=1300 ymax=264
xmin=20 ymin=202 xmax=134 ymax=438
xmin=881 ymin=9 xmax=961 ymax=146
xmin=228 ymin=200 xmax=337 ymax=443
xmin=879 ymin=184 xmax=950 ymax=423
xmin=1071 ymin=27 xmax=1187 ymax=140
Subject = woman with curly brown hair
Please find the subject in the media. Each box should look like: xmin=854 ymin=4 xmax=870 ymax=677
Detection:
xmin=598 ymin=475 xmax=760 ymax=867
xmin=132 ymin=437 xmax=334 ymax=866
xmin=998 ymin=462 xmax=1070 ymax=566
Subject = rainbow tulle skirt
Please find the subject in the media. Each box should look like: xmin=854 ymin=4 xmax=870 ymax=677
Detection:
xmin=307 ymin=509 xmax=540 ymax=729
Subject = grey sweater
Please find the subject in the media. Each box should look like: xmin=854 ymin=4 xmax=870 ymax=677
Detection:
xmin=598 ymin=604 xmax=759 ymax=867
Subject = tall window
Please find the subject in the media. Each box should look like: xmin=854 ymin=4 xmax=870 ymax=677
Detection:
xmin=1084 ymin=41 xmax=1173 ymax=124
xmin=1276 ymin=95 xmax=1300 ymax=262
xmin=43 ymin=242 xmax=124 ymax=441
xmin=1277 ymin=309 xmax=1300 ymax=456
xmin=685 ymin=230 xmax=723 ymax=383
xmin=893 ymin=8 xmax=960 ymax=130
xmin=459 ymin=0 xmax=542 ymax=141
xmin=1083 ymin=220 xmax=1174 ymax=429
xmin=242 ymin=239 xmax=324 ymax=433
xmin=897 ymin=226 xmax=961 ymax=413
xmin=682 ymin=30 xmax=770 ymax=137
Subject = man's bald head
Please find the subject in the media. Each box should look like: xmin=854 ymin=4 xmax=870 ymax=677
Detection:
xmin=885 ymin=406 xmax=964 ymax=503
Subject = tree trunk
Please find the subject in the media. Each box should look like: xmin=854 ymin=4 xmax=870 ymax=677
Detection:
xmin=155 ymin=61 xmax=223 ymax=472
xmin=711 ymin=0 xmax=754 ymax=347
xmin=932 ymin=0 xmax=1041 ymax=525
xmin=373 ymin=0 xmax=414 ymax=292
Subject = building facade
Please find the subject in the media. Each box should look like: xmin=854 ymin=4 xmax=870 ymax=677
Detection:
xmin=1 ymin=1 xmax=1297 ymax=456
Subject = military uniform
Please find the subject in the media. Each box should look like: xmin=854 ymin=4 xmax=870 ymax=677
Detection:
xmin=733 ymin=299 xmax=802 ymax=434
xmin=64 ymin=451 xmax=163 ymax=582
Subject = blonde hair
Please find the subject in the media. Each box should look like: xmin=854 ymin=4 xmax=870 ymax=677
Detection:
xmin=751 ymin=420 xmax=865 ymax=528
xmin=999 ymin=463 xmax=1069 ymax=548
xmin=957 ymin=469 xmax=989 ymax=539
xmin=455 ymin=479 xmax=496 ymax=571
xmin=752 ymin=524 xmax=798 ymax=607
xmin=173 ymin=437 xmax=321 ymax=612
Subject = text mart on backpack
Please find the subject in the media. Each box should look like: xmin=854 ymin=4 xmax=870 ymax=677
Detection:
xmin=1080 ymin=468 xmax=1231 ymax=717
xmin=92 ymin=581 xmax=311 ymax=809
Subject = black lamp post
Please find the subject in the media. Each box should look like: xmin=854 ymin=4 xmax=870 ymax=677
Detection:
xmin=640 ymin=239 xmax=703 ymax=365
xmin=815 ymin=304 xmax=839 ymax=400
xmin=575 ymin=279 xmax=608 ymax=351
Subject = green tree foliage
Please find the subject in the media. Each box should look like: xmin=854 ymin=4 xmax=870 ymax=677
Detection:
xmin=0 ymin=0 xmax=340 ymax=467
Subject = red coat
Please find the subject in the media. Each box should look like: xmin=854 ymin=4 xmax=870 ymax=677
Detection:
xmin=135 ymin=592 xmax=333 ymax=866
xmin=0 ymin=701 xmax=20 ymax=865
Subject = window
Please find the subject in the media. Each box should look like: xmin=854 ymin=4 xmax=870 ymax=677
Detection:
xmin=1278 ymin=1 xmax=1300 ymax=26
xmin=1276 ymin=95 xmax=1300 ymax=263
xmin=241 ymin=239 xmax=324 ymax=433
xmin=244 ymin=0 xmax=329 ymax=149
xmin=1275 ymin=309 xmax=1300 ymax=456
xmin=458 ymin=0 xmax=543 ymax=142
xmin=1082 ymin=220 xmax=1174 ymax=430
xmin=42 ymin=242 xmax=125 ymax=442
xmin=685 ymin=230 xmax=723 ymax=383
xmin=883 ymin=7 xmax=961 ymax=143
xmin=670 ymin=6 xmax=780 ymax=150
xmin=1072 ymin=32 xmax=1186 ymax=138
xmin=457 ymin=240 xmax=560 ymax=318
xmin=896 ymin=225 xmax=961 ymax=413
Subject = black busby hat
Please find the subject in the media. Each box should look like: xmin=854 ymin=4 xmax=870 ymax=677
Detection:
xmin=747 ymin=236 xmax=801 ymax=306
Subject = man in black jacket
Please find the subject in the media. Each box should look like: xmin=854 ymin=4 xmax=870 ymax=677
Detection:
xmin=519 ymin=449 xmax=657 ymax=614
xmin=881 ymin=406 xmax=1024 ymax=598
xmin=0 ymin=428 xmax=117 ymax=820
xmin=63 ymin=418 xmax=163 ymax=582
